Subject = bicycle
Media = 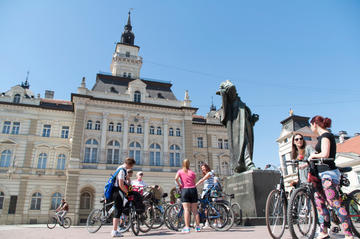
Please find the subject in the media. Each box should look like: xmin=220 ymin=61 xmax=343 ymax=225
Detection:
xmin=287 ymin=158 xmax=360 ymax=239
xmin=222 ymin=192 xmax=242 ymax=225
xmin=265 ymin=161 xmax=300 ymax=239
xmin=47 ymin=210 xmax=71 ymax=229
xmin=166 ymin=187 xmax=234 ymax=232
xmin=142 ymin=186 xmax=169 ymax=230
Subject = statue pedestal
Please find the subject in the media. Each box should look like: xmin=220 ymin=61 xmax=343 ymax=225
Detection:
xmin=223 ymin=169 xmax=280 ymax=225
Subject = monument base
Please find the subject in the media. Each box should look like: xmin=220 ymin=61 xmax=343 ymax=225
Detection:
xmin=223 ymin=169 xmax=280 ymax=226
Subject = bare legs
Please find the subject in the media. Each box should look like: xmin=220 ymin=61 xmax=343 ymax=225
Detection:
xmin=182 ymin=202 xmax=200 ymax=228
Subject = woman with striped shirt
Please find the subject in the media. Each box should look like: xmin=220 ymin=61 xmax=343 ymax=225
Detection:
xmin=196 ymin=163 xmax=215 ymax=198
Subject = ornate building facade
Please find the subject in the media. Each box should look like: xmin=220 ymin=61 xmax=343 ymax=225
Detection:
xmin=0 ymin=12 xmax=230 ymax=224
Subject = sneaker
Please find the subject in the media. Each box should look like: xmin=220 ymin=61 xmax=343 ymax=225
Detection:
xmin=181 ymin=227 xmax=190 ymax=233
xmin=203 ymin=221 xmax=210 ymax=229
xmin=195 ymin=226 xmax=201 ymax=232
xmin=111 ymin=230 xmax=123 ymax=237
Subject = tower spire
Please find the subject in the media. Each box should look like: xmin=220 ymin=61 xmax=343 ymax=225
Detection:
xmin=120 ymin=9 xmax=135 ymax=45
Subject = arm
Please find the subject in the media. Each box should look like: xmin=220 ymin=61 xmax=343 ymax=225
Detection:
xmin=119 ymin=178 xmax=128 ymax=194
xmin=175 ymin=172 xmax=182 ymax=188
xmin=309 ymin=137 xmax=330 ymax=160
xmin=195 ymin=173 xmax=211 ymax=187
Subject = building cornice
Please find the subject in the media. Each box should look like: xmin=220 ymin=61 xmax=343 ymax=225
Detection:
xmin=0 ymin=101 xmax=74 ymax=112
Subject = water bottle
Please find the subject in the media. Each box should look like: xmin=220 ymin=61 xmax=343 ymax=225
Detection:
xmin=108 ymin=205 xmax=115 ymax=215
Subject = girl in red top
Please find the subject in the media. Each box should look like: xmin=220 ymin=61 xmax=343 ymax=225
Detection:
xmin=175 ymin=159 xmax=201 ymax=233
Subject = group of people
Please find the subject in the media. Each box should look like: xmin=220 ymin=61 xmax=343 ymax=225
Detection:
xmin=291 ymin=115 xmax=353 ymax=239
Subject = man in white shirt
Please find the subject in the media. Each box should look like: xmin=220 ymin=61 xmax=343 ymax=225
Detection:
xmin=131 ymin=171 xmax=147 ymax=195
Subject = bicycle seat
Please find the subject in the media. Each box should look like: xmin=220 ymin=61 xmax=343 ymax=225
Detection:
xmin=230 ymin=194 xmax=234 ymax=199
xmin=162 ymin=193 xmax=168 ymax=198
xmin=338 ymin=167 xmax=352 ymax=173
xmin=100 ymin=197 xmax=105 ymax=203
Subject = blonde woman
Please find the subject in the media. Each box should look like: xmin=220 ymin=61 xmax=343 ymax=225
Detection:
xmin=175 ymin=159 xmax=201 ymax=233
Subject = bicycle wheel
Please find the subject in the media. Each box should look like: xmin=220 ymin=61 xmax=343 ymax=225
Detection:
xmin=139 ymin=204 xmax=154 ymax=233
xmin=265 ymin=189 xmax=286 ymax=239
xmin=62 ymin=217 xmax=71 ymax=229
xmin=47 ymin=215 xmax=57 ymax=229
xmin=222 ymin=202 xmax=235 ymax=231
xmin=166 ymin=203 xmax=184 ymax=231
xmin=287 ymin=187 xmax=317 ymax=239
xmin=345 ymin=189 xmax=360 ymax=238
xmin=151 ymin=206 xmax=164 ymax=229
xmin=231 ymin=202 xmax=242 ymax=225
xmin=207 ymin=202 xmax=230 ymax=231
xmin=118 ymin=213 xmax=131 ymax=233
xmin=163 ymin=204 xmax=173 ymax=230
xmin=130 ymin=208 xmax=140 ymax=236
xmin=86 ymin=209 xmax=103 ymax=233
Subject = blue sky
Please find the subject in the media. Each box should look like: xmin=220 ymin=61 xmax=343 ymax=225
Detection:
xmin=1 ymin=0 xmax=359 ymax=168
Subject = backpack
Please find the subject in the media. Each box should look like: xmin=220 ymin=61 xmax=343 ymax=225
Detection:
xmin=104 ymin=167 xmax=127 ymax=200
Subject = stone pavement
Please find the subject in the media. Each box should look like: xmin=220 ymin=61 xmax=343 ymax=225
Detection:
xmin=0 ymin=224 xmax=347 ymax=239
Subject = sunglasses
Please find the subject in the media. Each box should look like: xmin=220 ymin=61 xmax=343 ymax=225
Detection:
xmin=294 ymin=138 xmax=303 ymax=142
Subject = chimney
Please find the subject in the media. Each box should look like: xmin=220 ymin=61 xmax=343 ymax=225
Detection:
xmin=45 ymin=90 xmax=54 ymax=99
xmin=339 ymin=130 xmax=348 ymax=144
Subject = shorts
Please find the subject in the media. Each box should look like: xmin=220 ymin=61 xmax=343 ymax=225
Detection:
xmin=112 ymin=187 xmax=124 ymax=218
xmin=181 ymin=188 xmax=198 ymax=203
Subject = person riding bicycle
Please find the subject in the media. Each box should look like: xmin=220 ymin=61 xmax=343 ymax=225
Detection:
xmin=111 ymin=157 xmax=135 ymax=238
xmin=131 ymin=171 xmax=147 ymax=195
xmin=290 ymin=132 xmax=315 ymax=187
xmin=308 ymin=116 xmax=353 ymax=239
xmin=55 ymin=199 xmax=69 ymax=226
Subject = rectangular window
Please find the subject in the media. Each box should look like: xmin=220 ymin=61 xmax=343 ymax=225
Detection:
xmin=84 ymin=148 xmax=91 ymax=163
xmin=2 ymin=121 xmax=11 ymax=134
xmin=224 ymin=140 xmax=229 ymax=149
xmin=61 ymin=126 xmax=69 ymax=139
xmin=218 ymin=139 xmax=223 ymax=149
xmin=135 ymin=150 xmax=140 ymax=165
xmin=197 ymin=137 xmax=203 ymax=148
xmin=42 ymin=124 xmax=51 ymax=137
xmin=8 ymin=196 xmax=17 ymax=214
xmin=170 ymin=153 xmax=174 ymax=167
xmin=156 ymin=152 xmax=161 ymax=166
xmin=11 ymin=122 xmax=20 ymax=135
xmin=175 ymin=153 xmax=180 ymax=167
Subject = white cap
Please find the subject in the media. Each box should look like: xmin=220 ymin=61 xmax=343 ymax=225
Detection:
xmin=136 ymin=171 xmax=144 ymax=176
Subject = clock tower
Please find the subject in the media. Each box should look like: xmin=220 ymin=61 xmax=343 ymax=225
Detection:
xmin=110 ymin=11 xmax=143 ymax=78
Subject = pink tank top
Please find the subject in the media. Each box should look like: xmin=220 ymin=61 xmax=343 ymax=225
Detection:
xmin=177 ymin=169 xmax=196 ymax=188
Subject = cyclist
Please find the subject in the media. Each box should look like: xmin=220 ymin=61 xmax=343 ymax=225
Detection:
xmin=175 ymin=159 xmax=201 ymax=233
xmin=112 ymin=157 xmax=135 ymax=238
xmin=55 ymin=199 xmax=69 ymax=226
xmin=291 ymin=133 xmax=315 ymax=186
xmin=131 ymin=171 xmax=147 ymax=195
xmin=308 ymin=116 xmax=353 ymax=239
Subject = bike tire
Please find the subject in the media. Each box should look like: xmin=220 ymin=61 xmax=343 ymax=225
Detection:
xmin=163 ymin=204 xmax=173 ymax=230
xmin=139 ymin=204 xmax=154 ymax=233
xmin=151 ymin=206 xmax=164 ymax=229
xmin=131 ymin=208 xmax=140 ymax=236
xmin=118 ymin=213 xmax=131 ymax=233
xmin=47 ymin=215 xmax=57 ymax=229
xmin=231 ymin=202 xmax=242 ymax=225
xmin=287 ymin=187 xmax=317 ymax=239
xmin=166 ymin=203 xmax=184 ymax=231
xmin=345 ymin=189 xmax=360 ymax=238
xmin=265 ymin=189 xmax=286 ymax=239
xmin=62 ymin=217 xmax=71 ymax=229
xmin=86 ymin=208 xmax=103 ymax=233
xmin=207 ymin=202 xmax=231 ymax=231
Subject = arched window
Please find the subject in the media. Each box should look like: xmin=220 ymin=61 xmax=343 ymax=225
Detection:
xmin=134 ymin=91 xmax=141 ymax=103
xmin=13 ymin=94 xmax=21 ymax=103
xmin=107 ymin=140 xmax=120 ymax=164
xmin=176 ymin=128 xmax=181 ymax=137
xmin=30 ymin=192 xmax=42 ymax=210
xmin=169 ymin=145 xmax=181 ymax=167
xmin=37 ymin=153 xmax=47 ymax=169
xmin=57 ymin=154 xmax=66 ymax=170
xmin=137 ymin=125 xmax=142 ymax=134
xmin=123 ymin=72 xmax=127 ymax=77
xmin=116 ymin=123 xmax=122 ymax=132
xmin=129 ymin=141 xmax=141 ymax=165
xmin=108 ymin=122 xmax=114 ymax=131
xmin=86 ymin=120 xmax=92 ymax=130
xmin=169 ymin=128 xmax=174 ymax=136
xmin=150 ymin=143 xmax=161 ymax=166
xmin=0 ymin=150 xmax=12 ymax=167
xmin=129 ymin=124 xmax=135 ymax=133
xmin=94 ymin=121 xmax=101 ymax=130
xmin=84 ymin=139 xmax=98 ymax=163
xmin=149 ymin=126 xmax=155 ymax=135
xmin=221 ymin=161 xmax=230 ymax=176
xmin=2 ymin=121 xmax=11 ymax=134
xmin=50 ymin=192 xmax=62 ymax=210
xmin=0 ymin=192 xmax=4 ymax=209
xmin=157 ymin=127 xmax=162 ymax=135
xmin=80 ymin=192 xmax=91 ymax=209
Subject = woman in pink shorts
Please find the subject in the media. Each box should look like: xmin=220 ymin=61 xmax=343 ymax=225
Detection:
xmin=175 ymin=159 xmax=201 ymax=233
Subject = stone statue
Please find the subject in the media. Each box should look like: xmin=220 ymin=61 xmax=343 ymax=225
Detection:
xmin=216 ymin=80 xmax=259 ymax=173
